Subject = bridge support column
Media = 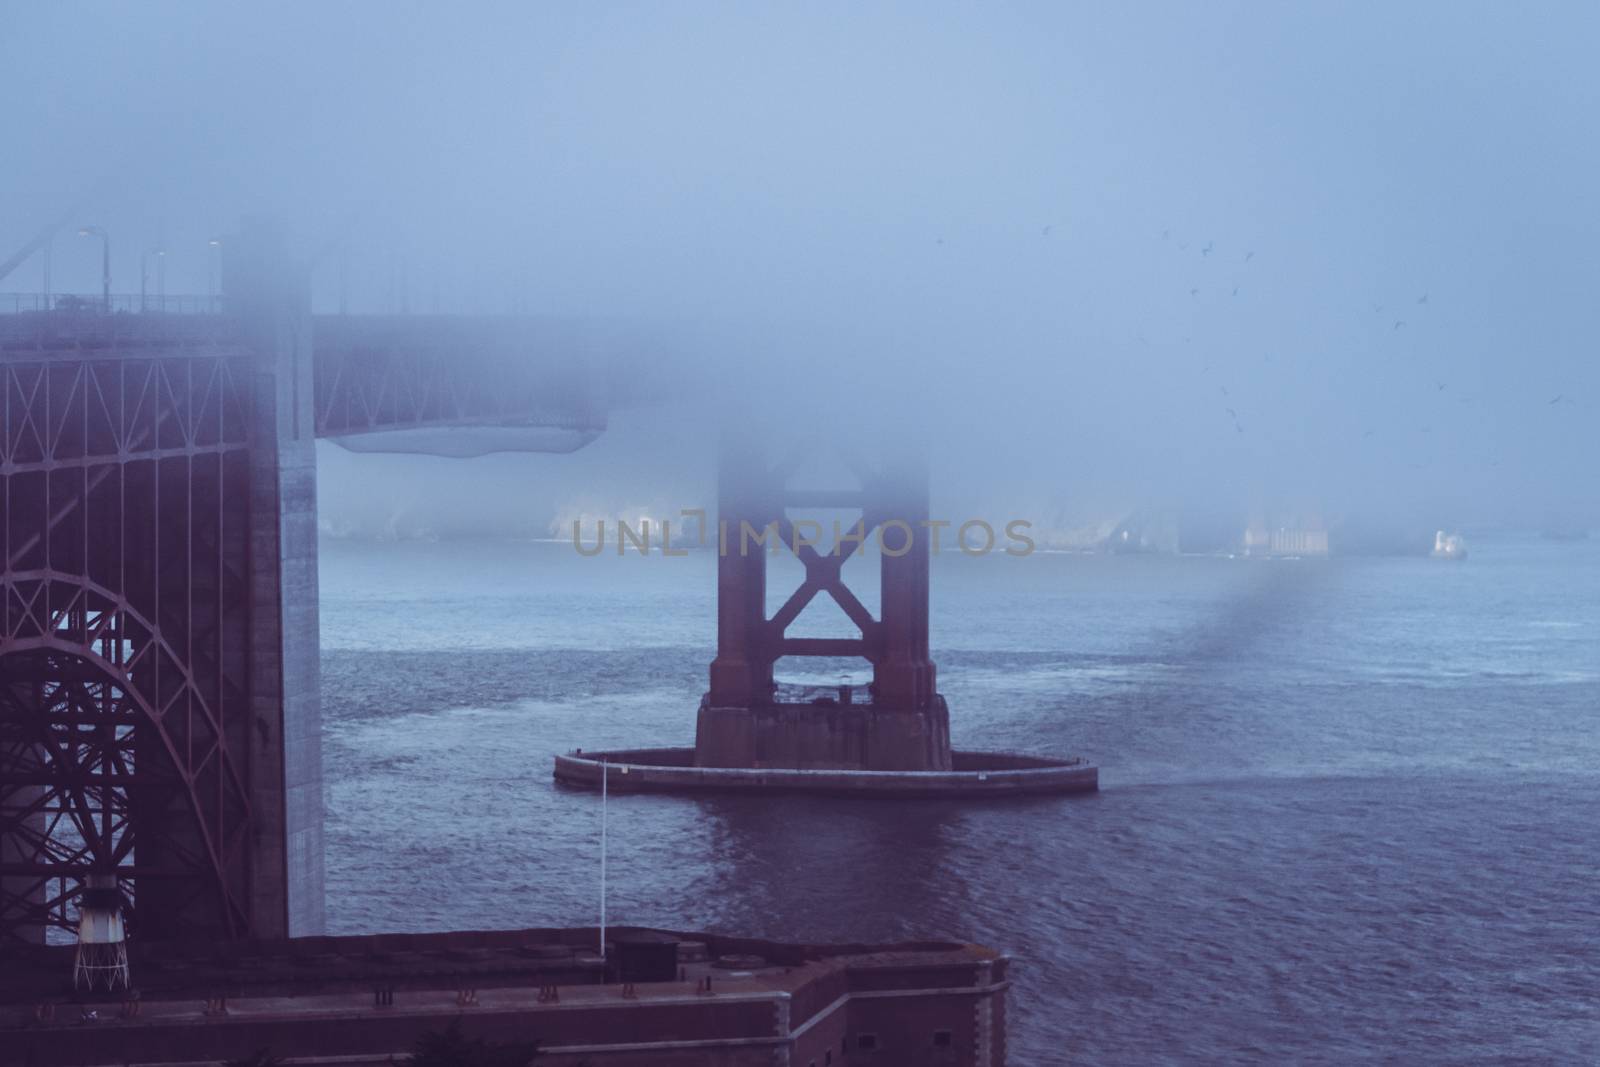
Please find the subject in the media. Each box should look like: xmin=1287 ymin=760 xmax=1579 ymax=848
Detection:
xmin=230 ymin=222 xmax=326 ymax=937
xmin=873 ymin=456 xmax=937 ymax=707
xmin=695 ymin=436 xmax=950 ymax=772
xmin=706 ymin=436 xmax=774 ymax=711
xmin=864 ymin=457 xmax=948 ymax=770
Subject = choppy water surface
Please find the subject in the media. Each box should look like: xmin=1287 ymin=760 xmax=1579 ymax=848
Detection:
xmin=319 ymin=537 xmax=1599 ymax=1063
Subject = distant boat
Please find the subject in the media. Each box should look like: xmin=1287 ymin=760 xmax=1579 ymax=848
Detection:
xmin=1242 ymin=524 xmax=1330 ymax=558
xmin=1431 ymin=530 xmax=1468 ymax=560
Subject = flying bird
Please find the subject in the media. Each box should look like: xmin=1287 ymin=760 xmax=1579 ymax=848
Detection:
xmin=1201 ymin=241 xmax=1214 ymax=256
xmin=1219 ymin=385 xmax=1230 ymax=397
xmin=1245 ymin=251 xmax=1255 ymax=262
xmin=1162 ymin=229 xmax=1170 ymax=240
xmin=1436 ymin=382 xmax=1447 ymax=391
xmin=1190 ymin=287 xmax=1200 ymax=297
xmin=1372 ymin=303 xmax=1384 ymax=314
xmin=1549 ymin=394 xmax=1564 ymax=405
xmin=1042 ymin=225 xmax=1053 ymax=237
xmin=1417 ymin=293 xmax=1429 ymax=305
xmin=1232 ymin=287 xmax=1239 ymax=297
xmin=1393 ymin=320 xmax=1406 ymax=331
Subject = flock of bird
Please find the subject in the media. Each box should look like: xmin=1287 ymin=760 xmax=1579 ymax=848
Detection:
xmin=1133 ymin=227 xmax=1578 ymax=457
xmin=931 ymin=221 xmax=1579 ymax=464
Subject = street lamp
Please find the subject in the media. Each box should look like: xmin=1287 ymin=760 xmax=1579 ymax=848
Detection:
xmin=141 ymin=248 xmax=167 ymax=313
xmin=208 ymin=238 xmax=222 ymax=312
xmin=78 ymin=226 xmax=110 ymax=311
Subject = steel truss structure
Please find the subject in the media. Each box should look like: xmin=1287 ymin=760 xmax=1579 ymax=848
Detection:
xmin=709 ymin=442 xmax=937 ymax=709
xmin=2 ymin=328 xmax=255 ymax=942
xmin=313 ymin=317 xmax=606 ymax=439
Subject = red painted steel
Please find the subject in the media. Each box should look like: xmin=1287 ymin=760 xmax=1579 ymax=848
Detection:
xmin=312 ymin=316 xmax=606 ymax=439
xmin=1 ymin=338 xmax=255 ymax=941
xmin=708 ymin=440 xmax=936 ymax=709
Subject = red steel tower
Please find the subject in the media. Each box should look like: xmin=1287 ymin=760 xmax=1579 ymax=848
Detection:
xmin=0 ymin=226 xmax=324 ymax=943
xmin=696 ymin=435 xmax=951 ymax=771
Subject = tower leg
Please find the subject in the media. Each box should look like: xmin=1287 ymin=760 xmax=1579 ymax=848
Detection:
xmin=695 ymin=438 xmax=950 ymax=771
xmin=231 ymin=222 xmax=326 ymax=938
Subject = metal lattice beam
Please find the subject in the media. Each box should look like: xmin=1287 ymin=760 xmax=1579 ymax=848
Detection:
xmin=2 ymin=342 xmax=253 ymax=943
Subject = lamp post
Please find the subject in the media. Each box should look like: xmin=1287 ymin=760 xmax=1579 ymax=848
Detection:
xmin=78 ymin=226 xmax=110 ymax=311
xmin=141 ymin=247 xmax=168 ymax=312
xmin=207 ymin=238 xmax=222 ymax=312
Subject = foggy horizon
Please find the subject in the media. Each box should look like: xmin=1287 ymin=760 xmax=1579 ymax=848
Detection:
xmin=5 ymin=2 xmax=1596 ymax=537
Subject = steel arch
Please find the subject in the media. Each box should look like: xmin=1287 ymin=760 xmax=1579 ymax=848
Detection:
xmin=1 ymin=574 xmax=251 ymax=940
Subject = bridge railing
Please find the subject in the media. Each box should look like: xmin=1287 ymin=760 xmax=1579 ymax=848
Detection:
xmin=0 ymin=293 xmax=221 ymax=315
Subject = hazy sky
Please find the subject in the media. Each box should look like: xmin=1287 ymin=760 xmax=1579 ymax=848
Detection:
xmin=4 ymin=3 xmax=1596 ymax=533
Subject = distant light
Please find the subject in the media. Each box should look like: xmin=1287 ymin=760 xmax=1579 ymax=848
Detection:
xmin=209 ymin=238 xmax=222 ymax=246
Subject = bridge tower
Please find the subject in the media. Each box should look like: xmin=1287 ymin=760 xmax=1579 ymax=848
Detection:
xmin=0 ymin=223 xmax=324 ymax=943
xmin=696 ymin=435 xmax=951 ymax=771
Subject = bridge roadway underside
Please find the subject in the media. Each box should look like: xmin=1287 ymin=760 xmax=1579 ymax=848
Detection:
xmin=0 ymin=259 xmax=610 ymax=944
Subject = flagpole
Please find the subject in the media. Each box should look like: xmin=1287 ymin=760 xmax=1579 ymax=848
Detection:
xmin=599 ymin=759 xmax=608 ymax=962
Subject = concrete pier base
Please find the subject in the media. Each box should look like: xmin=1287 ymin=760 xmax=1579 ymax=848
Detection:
xmin=553 ymin=747 xmax=1097 ymax=797
xmin=694 ymin=695 xmax=952 ymax=771
xmin=564 ymin=691 xmax=1097 ymax=799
